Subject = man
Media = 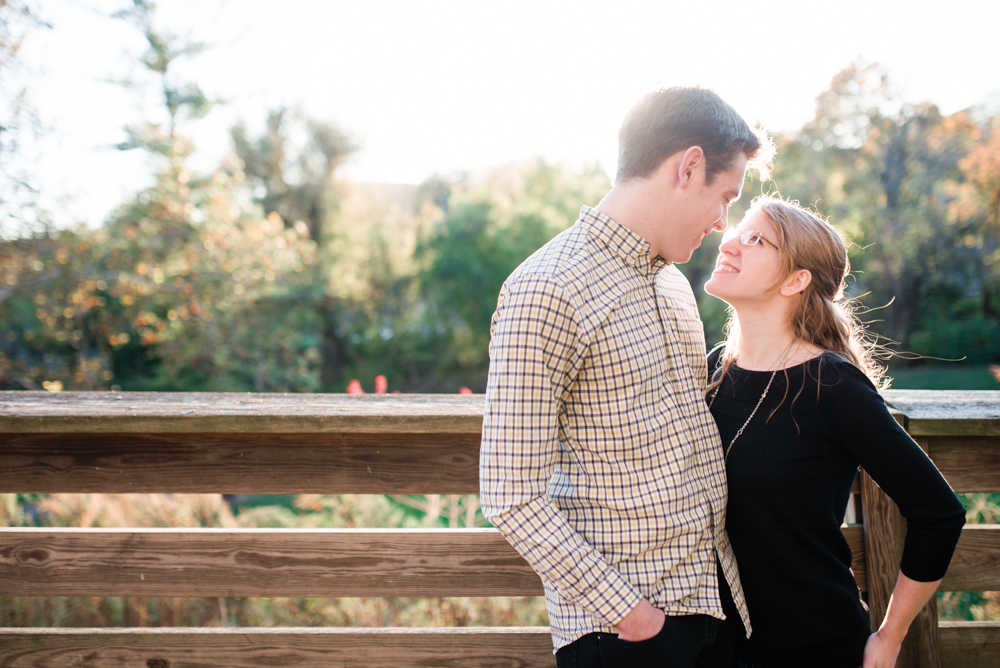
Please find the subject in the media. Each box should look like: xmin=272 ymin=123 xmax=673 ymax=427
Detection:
xmin=480 ymin=87 xmax=774 ymax=667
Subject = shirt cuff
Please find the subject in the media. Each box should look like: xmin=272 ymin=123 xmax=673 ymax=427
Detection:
xmin=577 ymin=571 xmax=642 ymax=627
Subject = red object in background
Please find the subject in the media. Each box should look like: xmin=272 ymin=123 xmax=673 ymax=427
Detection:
xmin=459 ymin=387 xmax=473 ymax=394
xmin=991 ymin=365 xmax=1000 ymax=383
xmin=346 ymin=379 xmax=364 ymax=394
xmin=375 ymin=375 xmax=388 ymax=394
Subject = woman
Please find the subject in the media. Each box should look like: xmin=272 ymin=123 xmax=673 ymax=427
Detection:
xmin=703 ymin=195 xmax=966 ymax=668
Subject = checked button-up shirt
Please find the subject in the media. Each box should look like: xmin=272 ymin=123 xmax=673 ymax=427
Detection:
xmin=480 ymin=206 xmax=751 ymax=652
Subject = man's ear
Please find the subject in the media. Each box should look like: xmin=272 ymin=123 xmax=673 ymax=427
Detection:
xmin=677 ymin=146 xmax=705 ymax=188
xmin=780 ymin=268 xmax=812 ymax=297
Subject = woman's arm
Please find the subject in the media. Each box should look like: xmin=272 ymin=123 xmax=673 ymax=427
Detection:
xmin=816 ymin=359 xmax=965 ymax=667
xmin=862 ymin=572 xmax=941 ymax=668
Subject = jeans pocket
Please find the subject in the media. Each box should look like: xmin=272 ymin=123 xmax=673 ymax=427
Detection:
xmin=600 ymin=619 xmax=676 ymax=667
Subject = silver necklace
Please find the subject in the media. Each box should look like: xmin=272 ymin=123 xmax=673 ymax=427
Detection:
xmin=709 ymin=341 xmax=796 ymax=461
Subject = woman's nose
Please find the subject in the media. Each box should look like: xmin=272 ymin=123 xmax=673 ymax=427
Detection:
xmin=719 ymin=234 xmax=739 ymax=255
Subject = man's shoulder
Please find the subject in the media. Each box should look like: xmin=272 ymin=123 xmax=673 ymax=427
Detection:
xmin=513 ymin=221 xmax=589 ymax=274
xmin=502 ymin=222 xmax=597 ymax=301
xmin=657 ymin=264 xmax=700 ymax=316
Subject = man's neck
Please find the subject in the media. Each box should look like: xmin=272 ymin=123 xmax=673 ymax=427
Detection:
xmin=595 ymin=181 xmax=668 ymax=259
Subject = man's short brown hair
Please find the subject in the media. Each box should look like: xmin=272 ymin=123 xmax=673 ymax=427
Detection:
xmin=616 ymin=87 xmax=773 ymax=184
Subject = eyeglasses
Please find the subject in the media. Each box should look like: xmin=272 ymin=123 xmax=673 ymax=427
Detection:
xmin=722 ymin=228 xmax=779 ymax=251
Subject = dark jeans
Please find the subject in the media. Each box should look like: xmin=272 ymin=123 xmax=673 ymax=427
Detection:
xmin=556 ymin=571 xmax=738 ymax=668
xmin=555 ymin=612 xmax=735 ymax=668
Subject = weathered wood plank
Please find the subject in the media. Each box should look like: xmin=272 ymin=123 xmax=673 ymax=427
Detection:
xmin=925 ymin=436 xmax=1000 ymax=494
xmin=0 ymin=392 xmax=485 ymax=434
xmin=5 ymin=430 xmax=992 ymax=496
xmin=2 ymin=390 xmax=995 ymax=437
xmin=939 ymin=525 xmax=1000 ymax=592
xmin=0 ymin=627 xmax=557 ymax=668
xmin=881 ymin=390 xmax=1000 ymax=437
xmin=0 ymin=432 xmax=481 ymax=494
xmin=0 ymin=527 xmax=867 ymax=598
xmin=0 ymin=528 xmax=544 ymax=598
xmin=843 ymin=523 xmax=867 ymax=592
xmin=939 ymin=621 xmax=1000 ymax=668
xmin=861 ymin=469 xmax=941 ymax=668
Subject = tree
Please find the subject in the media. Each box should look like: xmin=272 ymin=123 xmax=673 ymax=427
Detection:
xmin=0 ymin=0 xmax=48 ymax=236
xmin=416 ymin=160 xmax=611 ymax=388
xmin=232 ymin=109 xmax=370 ymax=389
xmin=767 ymin=62 xmax=1000 ymax=364
xmin=0 ymin=0 xmax=320 ymax=392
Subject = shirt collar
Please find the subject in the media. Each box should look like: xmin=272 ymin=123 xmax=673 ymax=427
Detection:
xmin=578 ymin=205 xmax=669 ymax=276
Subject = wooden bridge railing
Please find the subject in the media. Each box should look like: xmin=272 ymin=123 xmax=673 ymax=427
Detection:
xmin=0 ymin=390 xmax=997 ymax=667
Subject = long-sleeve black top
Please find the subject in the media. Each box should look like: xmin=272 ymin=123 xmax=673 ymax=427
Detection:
xmin=707 ymin=350 xmax=966 ymax=668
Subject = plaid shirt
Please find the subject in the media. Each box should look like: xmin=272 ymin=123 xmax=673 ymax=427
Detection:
xmin=480 ymin=206 xmax=751 ymax=651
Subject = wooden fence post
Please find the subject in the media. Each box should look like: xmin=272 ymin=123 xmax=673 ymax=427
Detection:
xmin=861 ymin=433 xmax=942 ymax=668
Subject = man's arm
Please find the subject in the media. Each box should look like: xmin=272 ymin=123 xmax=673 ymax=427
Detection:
xmin=480 ymin=273 xmax=642 ymax=628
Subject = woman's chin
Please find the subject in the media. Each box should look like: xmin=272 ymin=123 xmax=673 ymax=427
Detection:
xmin=704 ymin=280 xmax=738 ymax=306
xmin=704 ymin=277 xmax=725 ymax=297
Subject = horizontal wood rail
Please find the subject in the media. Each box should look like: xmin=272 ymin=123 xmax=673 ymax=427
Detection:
xmin=920 ymin=436 xmax=1000 ymax=493
xmin=937 ymin=622 xmax=1000 ymax=668
xmin=0 ymin=528 xmax=544 ymax=598
xmin=0 ymin=524 xmax=864 ymax=598
xmin=0 ymin=627 xmax=555 ymax=668
xmin=1 ymin=389 xmax=998 ymax=668
xmin=881 ymin=390 xmax=1000 ymax=438
xmin=0 ymin=432 xmax=482 ymax=494
xmin=939 ymin=525 xmax=1000 ymax=591
xmin=0 ymin=392 xmax=485 ymax=434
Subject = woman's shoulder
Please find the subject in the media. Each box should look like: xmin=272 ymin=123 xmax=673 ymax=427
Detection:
xmin=803 ymin=352 xmax=885 ymax=419
xmin=810 ymin=351 xmax=876 ymax=387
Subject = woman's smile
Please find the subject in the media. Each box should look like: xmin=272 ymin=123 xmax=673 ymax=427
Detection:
xmin=714 ymin=259 xmax=739 ymax=274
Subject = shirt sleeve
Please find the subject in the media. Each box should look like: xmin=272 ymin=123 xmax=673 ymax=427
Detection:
xmin=479 ymin=272 xmax=641 ymax=626
xmin=816 ymin=358 xmax=966 ymax=582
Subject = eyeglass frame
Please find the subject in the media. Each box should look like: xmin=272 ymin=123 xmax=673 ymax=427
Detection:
xmin=723 ymin=227 xmax=779 ymax=251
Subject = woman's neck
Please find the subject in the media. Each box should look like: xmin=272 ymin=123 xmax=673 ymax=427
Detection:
xmin=734 ymin=305 xmax=822 ymax=371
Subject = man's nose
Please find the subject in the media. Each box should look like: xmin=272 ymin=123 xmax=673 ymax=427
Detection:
xmin=713 ymin=205 xmax=730 ymax=232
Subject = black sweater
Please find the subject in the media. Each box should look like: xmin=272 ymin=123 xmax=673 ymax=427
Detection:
xmin=707 ymin=350 xmax=965 ymax=668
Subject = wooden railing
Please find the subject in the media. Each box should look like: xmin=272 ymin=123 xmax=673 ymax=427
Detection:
xmin=0 ymin=390 xmax=997 ymax=667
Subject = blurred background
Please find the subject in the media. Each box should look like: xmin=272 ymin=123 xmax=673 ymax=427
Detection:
xmin=1 ymin=0 xmax=998 ymax=628
xmin=1 ymin=0 xmax=998 ymax=394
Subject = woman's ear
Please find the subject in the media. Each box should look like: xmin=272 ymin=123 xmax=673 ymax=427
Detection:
xmin=780 ymin=268 xmax=812 ymax=296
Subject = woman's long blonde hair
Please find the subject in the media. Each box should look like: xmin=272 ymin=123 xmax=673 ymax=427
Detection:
xmin=707 ymin=194 xmax=886 ymax=406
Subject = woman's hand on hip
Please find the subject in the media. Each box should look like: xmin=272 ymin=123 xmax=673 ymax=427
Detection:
xmin=862 ymin=630 xmax=903 ymax=668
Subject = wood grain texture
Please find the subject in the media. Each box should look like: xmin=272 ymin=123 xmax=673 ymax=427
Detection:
xmin=843 ymin=523 xmax=868 ymax=592
xmin=0 ymin=392 xmax=485 ymax=434
xmin=881 ymin=390 xmax=1000 ymax=437
xmin=939 ymin=525 xmax=1000 ymax=592
xmin=906 ymin=596 xmax=942 ymax=668
xmin=861 ymin=469 xmax=942 ymax=668
xmin=0 ymin=627 xmax=557 ymax=668
xmin=926 ymin=436 xmax=1000 ymax=494
xmin=0 ymin=526 xmax=867 ymax=598
xmin=938 ymin=621 xmax=1000 ymax=668
xmin=0 ymin=432 xmax=481 ymax=494
xmin=2 ymin=389 xmax=995 ymax=435
xmin=0 ymin=528 xmax=544 ymax=598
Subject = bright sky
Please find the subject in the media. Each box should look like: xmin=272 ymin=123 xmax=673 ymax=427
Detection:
xmin=17 ymin=0 xmax=1000 ymax=227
